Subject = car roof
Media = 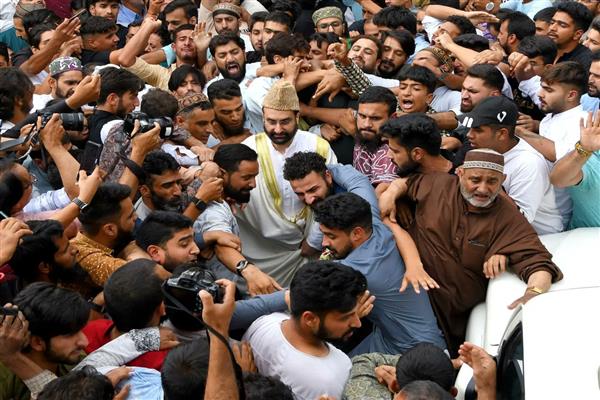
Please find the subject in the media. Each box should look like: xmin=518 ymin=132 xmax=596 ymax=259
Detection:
xmin=522 ymin=287 xmax=600 ymax=399
xmin=482 ymin=228 xmax=600 ymax=353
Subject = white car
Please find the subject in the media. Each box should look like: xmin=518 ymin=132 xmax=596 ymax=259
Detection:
xmin=455 ymin=227 xmax=600 ymax=400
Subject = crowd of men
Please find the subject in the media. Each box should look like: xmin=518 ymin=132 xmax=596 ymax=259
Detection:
xmin=0 ymin=0 xmax=598 ymax=398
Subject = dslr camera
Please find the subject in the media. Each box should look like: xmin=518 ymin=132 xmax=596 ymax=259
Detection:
xmin=163 ymin=267 xmax=224 ymax=316
xmin=37 ymin=111 xmax=85 ymax=131
xmin=122 ymin=111 xmax=174 ymax=139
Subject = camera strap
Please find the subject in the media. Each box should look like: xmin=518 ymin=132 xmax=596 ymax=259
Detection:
xmin=161 ymin=289 xmax=246 ymax=400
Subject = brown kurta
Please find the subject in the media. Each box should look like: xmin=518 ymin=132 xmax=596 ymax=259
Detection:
xmin=406 ymin=172 xmax=563 ymax=356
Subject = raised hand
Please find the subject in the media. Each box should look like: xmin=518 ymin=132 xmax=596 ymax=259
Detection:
xmin=580 ymin=111 xmax=600 ymax=152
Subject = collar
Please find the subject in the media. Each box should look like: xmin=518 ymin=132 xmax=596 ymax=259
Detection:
xmin=546 ymin=104 xmax=583 ymax=121
xmin=75 ymin=232 xmax=114 ymax=255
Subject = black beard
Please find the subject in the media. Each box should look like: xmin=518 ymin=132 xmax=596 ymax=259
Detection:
xmin=356 ymin=131 xmax=382 ymax=153
xmin=49 ymin=262 xmax=90 ymax=284
xmin=224 ymin=183 xmax=251 ymax=203
xmin=219 ymin=62 xmax=247 ymax=84
xmin=395 ymin=159 xmax=420 ymax=178
xmin=316 ymin=320 xmax=354 ymax=344
xmin=377 ymin=62 xmax=401 ymax=79
xmin=113 ymin=229 xmax=134 ymax=255
xmin=150 ymin=190 xmax=183 ymax=213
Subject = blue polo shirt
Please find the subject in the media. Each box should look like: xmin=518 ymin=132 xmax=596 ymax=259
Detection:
xmin=568 ymin=152 xmax=600 ymax=229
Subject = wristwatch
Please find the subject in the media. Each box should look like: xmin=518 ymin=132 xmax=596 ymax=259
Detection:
xmin=72 ymin=197 xmax=88 ymax=211
xmin=235 ymin=259 xmax=250 ymax=276
xmin=192 ymin=196 xmax=208 ymax=213
xmin=575 ymin=141 xmax=592 ymax=158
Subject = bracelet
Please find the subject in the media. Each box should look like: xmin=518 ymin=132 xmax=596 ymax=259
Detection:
xmin=526 ymin=286 xmax=544 ymax=295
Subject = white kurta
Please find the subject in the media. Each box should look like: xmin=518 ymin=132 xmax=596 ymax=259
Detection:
xmin=236 ymin=130 xmax=337 ymax=286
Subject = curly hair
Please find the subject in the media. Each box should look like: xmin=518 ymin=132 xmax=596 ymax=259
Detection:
xmin=0 ymin=67 xmax=34 ymax=121
xmin=283 ymin=151 xmax=327 ymax=181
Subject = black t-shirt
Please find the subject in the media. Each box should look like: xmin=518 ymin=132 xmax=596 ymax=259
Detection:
xmin=11 ymin=47 xmax=32 ymax=67
xmin=557 ymin=44 xmax=592 ymax=71
xmin=81 ymin=49 xmax=112 ymax=66
xmin=246 ymin=50 xmax=262 ymax=64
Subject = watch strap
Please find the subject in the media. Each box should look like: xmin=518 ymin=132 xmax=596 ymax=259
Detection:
xmin=235 ymin=259 xmax=249 ymax=276
xmin=72 ymin=197 xmax=88 ymax=210
xmin=192 ymin=197 xmax=208 ymax=213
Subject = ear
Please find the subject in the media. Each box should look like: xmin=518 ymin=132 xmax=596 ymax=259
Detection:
xmin=146 ymin=244 xmax=165 ymax=264
xmin=38 ymin=262 xmax=51 ymax=276
xmin=566 ymin=88 xmax=578 ymax=103
xmin=302 ymin=311 xmax=320 ymax=330
xmin=106 ymin=92 xmax=119 ymax=107
xmin=29 ymin=335 xmax=46 ymax=352
xmin=48 ymin=77 xmax=57 ymax=91
xmin=490 ymin=89 xmax=501 ymax=97
xmin=508 ymin=33 xmax=517 ymax=45
xmin=175 ymin=114 xmax=185 ymax=126
xmin=102 ymin=222 xmax=118 ymax=239
xmin=324 ymin=170 xmax=333 ymax=186
xmin=273 ymin=54 xmax=284 ymax=64
xmin=574 ymin=29 xmax=585 ymax=42
xmin=456 ymin=166 xmax=464 ymax=177
xmin=190 ymin=16 xmax=197 ymax=25
xmin=139 ymin=184 xmax=151 ymax=198
xmin=157 ymin=301 xmax=166 ymax=317
xmin=350 ymin=226 xmax=365 ymax=242
xmin=425 ymin=92 xmax=434 ymax=105
xmin=411 ymin=147 xmax=424 ymax=162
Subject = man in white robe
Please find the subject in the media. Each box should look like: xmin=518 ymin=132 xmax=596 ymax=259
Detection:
xmin=237 ymin=80 xmax=337 ymax=286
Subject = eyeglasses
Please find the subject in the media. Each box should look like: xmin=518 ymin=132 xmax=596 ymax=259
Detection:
xmin=318 ymin=21 xmax=342 ymax=30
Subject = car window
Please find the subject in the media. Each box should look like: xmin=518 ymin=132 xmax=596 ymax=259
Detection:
xmin=497 ymin=322 xmax=524 ymax=400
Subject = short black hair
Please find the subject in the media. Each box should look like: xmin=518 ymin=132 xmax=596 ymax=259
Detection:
xmin=80 ymin=15 xmax=117 ymax=37
xmin=136 ymin=211 xmax=193 ymax=251
xmin=163 ymin=0 xmax=197 ymax=19
xmin=309 ymin=32 xmax=342 ymax=48
xmin=97 ymin=67 xmax=144 ymax=105
xmin=270 ymin=0 xmax=301 ymax=22
xmin=162 ymin=340 xmax=209 ymax=400
xmin=249 ymin=11 xmax=268 ymax=31
xmin=373 ymin=6 xmax=417 ymax=35
xmin=38 ymin=367 xmax=114 ymax=400
xmin=283 ymin=151 xmax=327 ymax=181
xmin=541 ymin=61 xmax=588 ymax=97
xmin=0 ymin=43 xmax=9 ymax=64
xmin=534 ymin=6 xmax=557 ymax=23
xmin=466 ymin=64 xmax=504 ymax=92
xmin=395 ymin=343 xmax=454 ymax=391
xmin=213 ymin=143 xmax=258 ymax=173
xmin=79 ymin=183 xmax=131 ymax=235
xmin=104 ymin=259 xmax=164 ymax=332
xmin=399 ymin=380 xmax=454 ymax=400
xmin=0 ymin=67 xmax=34 ymax=121
xmin=517 ymin=35 xmax=557 ymax=65
xmin=289 ymin=260 xmax=367 ymax=318
xmin=350 ymin=34 xmax=383 ymax=59
xmin=358 ymin=86 xmax=398 ymax=115
xmin=446 ymin=15 xmax=476 ymax=35
xmin=380 ymin=113 xmax=441 ymax=156
xmin=209 ymin=32 xmax=246 ymax=57
xmin=23 ymin=9 xmax=60 ymax=39
xmin=142 ymin=150 xmax=181 ymax=186
xmin=314 ymin=192 xmax=373 ymax=234
xmin=141 ymin=88 xmax=179 ymax=119
xmin=28 ymin=23 xmax=55 ymax=48
xmin=555 ymin=1 xmax=593 ymax=32
xmin=171 ymin=23 xmax=195 ymax=42
xmin=500 ymin=10 xmax=535 ymax=40
xmin=265 ymin=10 xmax=293 ymax=31
xmin=398 ymin=65 xmax=437 ymax=93
xmin=593 ymin=50 xmax=600 ymax=63
xmin=9 ymin=220 xmax=63 ymax=283
xmin=168 ymin=65 xmax=206 ymax=93
xmin=13 ymin=282 xmax=89 ymax=342
xmin=381 ymin=29 xmax=416 ymax=59
xmin=244 ymin=373 xmax=294 ymax=399
xmin=265 ymin=32 xmax=309 ymax=64
xmin=207 ymin=78 xmax=242 ymax=102
xmin=453 ymin=33 xmax=489 ymax=52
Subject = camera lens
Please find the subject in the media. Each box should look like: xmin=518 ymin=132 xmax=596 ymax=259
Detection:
xmin=60 ymin=113 xmax=85 ymax=131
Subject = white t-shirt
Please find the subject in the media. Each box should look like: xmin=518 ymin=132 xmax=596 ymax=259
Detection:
xmin=242 ymin=312 xmax=351 ymax=400
xmin=32 ymin=93 xmax=54 ymax=112
xmin=431 ymin=85 xmax=461 ymax=115
xmin=503 ymin=139 xmax=564 ymax=235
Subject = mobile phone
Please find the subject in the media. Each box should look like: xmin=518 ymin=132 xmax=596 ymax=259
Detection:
xmin=0 ymin=307 xmax=19 ymax=316
xmin=69 ymin=9 xmax=86 ymax=21
xmin=81 ymin=140 xmax=102 ymax=174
